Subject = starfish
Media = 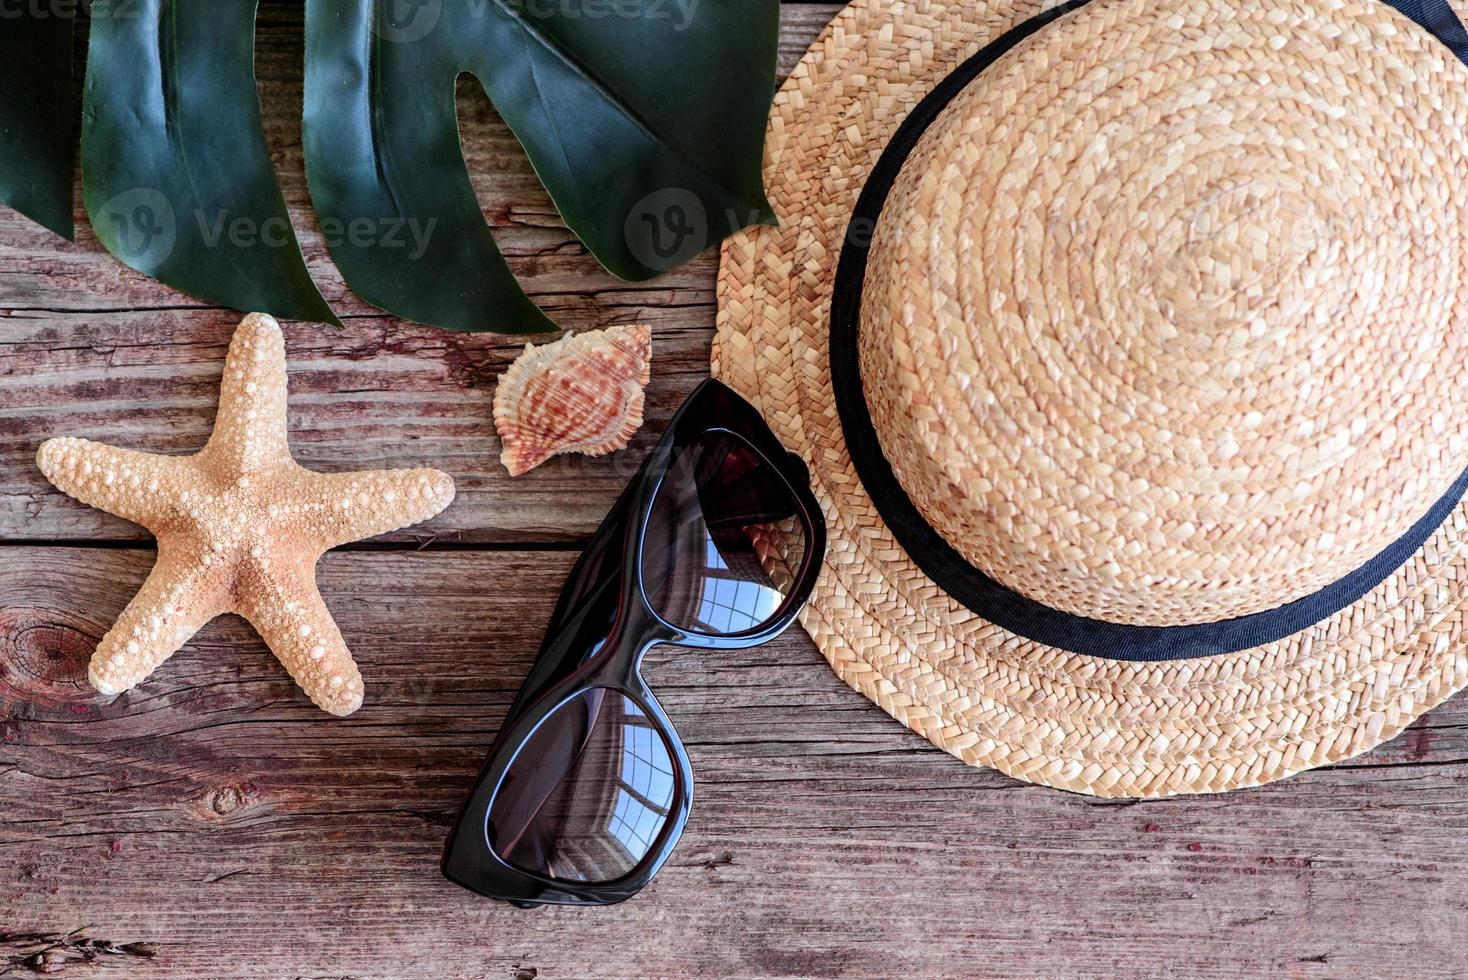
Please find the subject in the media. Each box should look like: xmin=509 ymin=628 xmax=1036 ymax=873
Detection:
xmin=35 ymin=313 xmax=455 ymax=716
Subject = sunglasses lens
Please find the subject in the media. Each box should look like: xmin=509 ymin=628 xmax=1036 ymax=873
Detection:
xmin=642 ymin=430 xmax=809 ymax=637
xmin=487 ymin=687 xmax=677 ymax=884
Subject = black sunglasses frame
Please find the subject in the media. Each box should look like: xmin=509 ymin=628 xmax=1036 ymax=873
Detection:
xmin=442 ymin=379 xmax=827 ymax=907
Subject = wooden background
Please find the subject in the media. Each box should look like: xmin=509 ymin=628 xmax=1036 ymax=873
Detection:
xmin=2 ymin=3 xmax=1466 ymax=977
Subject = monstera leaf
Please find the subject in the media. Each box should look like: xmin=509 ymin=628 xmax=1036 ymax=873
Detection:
xmin=83 ymin=0 xmax=338 ymax=325
xmin=0 ymin=0 xmax=780 ymax=333
xmin=0 ymin=7 xmax=75 ymax=239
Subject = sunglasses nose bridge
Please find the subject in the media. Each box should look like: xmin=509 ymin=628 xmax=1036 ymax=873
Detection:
xmin=579 ymin=602 xmax=664 ymax=689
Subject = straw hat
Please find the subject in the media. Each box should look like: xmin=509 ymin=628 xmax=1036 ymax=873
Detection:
xmin=714 ymin=0 xmax=1468 ymax=796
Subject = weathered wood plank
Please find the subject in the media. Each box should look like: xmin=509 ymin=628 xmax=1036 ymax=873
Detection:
xmin=7 ymin=4 xmax=1468 ymax=977
xmin=0 ymin=309 xmax=711 ymax=546
xmin=2 ymin=548 xmax=1465 ymax=978
xmin=0 ymin=4 xmax=843 ymax=546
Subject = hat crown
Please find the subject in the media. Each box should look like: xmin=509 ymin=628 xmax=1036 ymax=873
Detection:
xmin=858 ymin=0 xmax=1468 ymax=626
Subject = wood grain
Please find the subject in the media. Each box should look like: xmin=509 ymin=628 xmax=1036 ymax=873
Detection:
xmin=0 ymin=3 xmax=842 ymax=546
xmin=4 ymin=3 xmax=1468 ymax=978
xmin=2 ymin=548 xmax=1466 ymax=979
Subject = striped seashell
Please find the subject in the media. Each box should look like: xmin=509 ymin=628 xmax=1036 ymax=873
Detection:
xmin=493 ymin=324 xmax=653 ymax=477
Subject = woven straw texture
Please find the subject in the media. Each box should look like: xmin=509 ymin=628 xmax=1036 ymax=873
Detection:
xmin=714 ymin=0 xmax=1468 ymax=796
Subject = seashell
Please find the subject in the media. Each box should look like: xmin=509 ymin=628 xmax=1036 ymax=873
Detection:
xmin=493 ymin=324 xmax=653 ymax=477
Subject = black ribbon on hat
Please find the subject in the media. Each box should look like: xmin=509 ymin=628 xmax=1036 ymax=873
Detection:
xmin=1397 ymin=0 xmax=1468 ymax=60
xmin=829 ymin=0 xmax=1468 ymax=662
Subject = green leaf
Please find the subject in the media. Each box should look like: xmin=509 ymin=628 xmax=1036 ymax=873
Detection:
xmin=0 ymin=6 xmax=76 ymax=239
xmin=3 ymin=0 xmax=780 ymax=332
xmin=303 ymin=0 xmax=779 ymax=333
xmin=82 ymin=0 xmax=340 ymax=325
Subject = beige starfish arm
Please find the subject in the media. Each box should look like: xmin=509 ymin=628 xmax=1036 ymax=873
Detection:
xmin=237 ymin=560 xmax=365 ymax=717
xmin=201 ymin=312 xmax=292 ymax=472
xmin=36 ymin=437 xmax=190 ymax=529
xmin=291 ymin=467 xmax=456 ymax=550
xmin=88 ymin=546 xmax=228 ymax=697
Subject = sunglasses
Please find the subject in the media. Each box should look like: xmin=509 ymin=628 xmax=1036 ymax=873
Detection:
xmin=442 ymin=379 xmax=827 ymax=906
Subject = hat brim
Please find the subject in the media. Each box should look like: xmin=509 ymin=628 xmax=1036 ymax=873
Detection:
xmin=714 ymin=0 xmax=1468 ymax=797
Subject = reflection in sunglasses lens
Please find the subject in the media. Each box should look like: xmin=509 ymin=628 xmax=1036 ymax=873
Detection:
xmin=488 ymin=688 xmax=676 ymax=884
xmin=642 ymin=431 xmax=807 ymax=636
